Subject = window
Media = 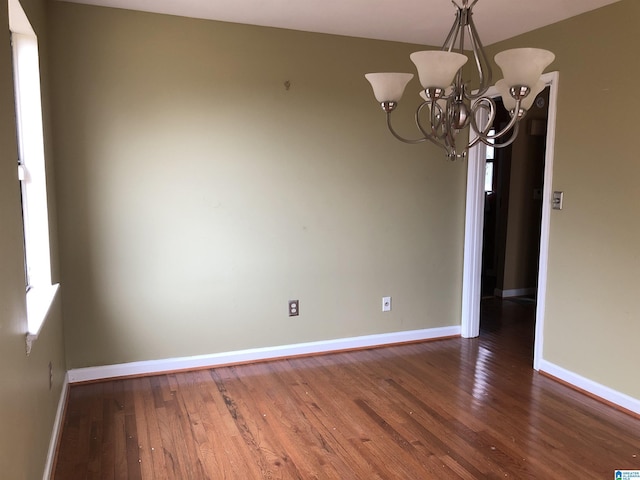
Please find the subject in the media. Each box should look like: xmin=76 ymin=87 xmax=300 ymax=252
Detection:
xmin=9 ymin=0 xmax=59 ymax=353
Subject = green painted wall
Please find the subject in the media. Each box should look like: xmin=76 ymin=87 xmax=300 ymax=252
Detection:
xmin=2 ymin=1 xmax=639 ymax=476
xmin=0 ymin=0 xmax=66 ymax=478
xmin=49 ymin=3 xmax=467 ymax=369
xmin=488 ymin=0 xmax=640 ymax=399
xmin=2 ymin=0 xmax=638 ymax=476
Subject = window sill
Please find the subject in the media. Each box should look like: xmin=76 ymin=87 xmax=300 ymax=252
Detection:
xmin=25 ymin=283 xmax=60 ymax=355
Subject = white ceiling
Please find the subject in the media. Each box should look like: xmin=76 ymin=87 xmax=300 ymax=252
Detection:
xmin=59 ymin=0 xmax=622 ymax=46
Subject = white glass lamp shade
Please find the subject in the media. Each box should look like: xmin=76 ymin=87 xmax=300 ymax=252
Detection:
xmin=496 ymin=79 xmax=546 ymax=112
xmin=365 ymin=73 xmax=414 ymax=103
xmin=409 ymin=51 xmax=468 ymax=90
xmin=494 ymin=48 xmax=555 ymax=89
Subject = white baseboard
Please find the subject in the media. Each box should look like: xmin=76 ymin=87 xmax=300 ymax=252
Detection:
xmin=539 ymin=359 xmax=640 ymax=416
xmin=43 ymin=373 xmax=69 ymax=480
xmin=494 ymin=287 xmax=536 ymax=298
xmin=68 ymin=326 xmax=461 ymax=384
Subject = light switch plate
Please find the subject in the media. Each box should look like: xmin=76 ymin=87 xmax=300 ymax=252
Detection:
xmin=552 ymin=191 xmax=564 ymax=210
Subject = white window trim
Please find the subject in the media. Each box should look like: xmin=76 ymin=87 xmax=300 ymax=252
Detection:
xmin=25 ymin=284 xmax=59 ymax=354
xmin=9 ymin=0 xmax=60 ymax=355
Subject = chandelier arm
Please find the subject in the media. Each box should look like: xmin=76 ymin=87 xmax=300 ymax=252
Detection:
xmin=415 ymin=102 xmax=445 ymax=141
xmin=482 ymin=102 xmax=522 ymax=141
xmin=464 ymin=16 xmax=492 ymax=100
xmin=425 ymin=105 xmax=460 ymax=159
xmin=432 ymin=102 xmax=450 ymax=138
xmin=444 ymin=125 xmax=458 ymax=156
xmin=489 ymin=121 xmax=520 ymax=149
xmin=457 ymin=9 xmax=466 ymax=54
xmin=468 ymin=104 xmax=522 ymax=150
xmin=468 ymin=131 xmax=496 ymax=149
xmin=416 ymin=113 xmax=452 ymax=153
xmin=437 ymin=104 xmax=457 ymax=154
xmin=452 ymin=11 xmax=467 ymax=89
xmin=468 ymin=100 xmax=496 ymax=149
xmin=442 ymin=7 xmax=462 ymax=52
xmin=468 ymin=95 xmax=523 ymax=144
xmin=384 ymin=112 xmax=428 ymax=145
xmin=427 ymin=136 xmax=451 ymax=153
xmin=470 ymin=98 xmax=496 ymax=133
xmin=415 ymin=103 xmax=434 ymax=139
xmin=414 ymin=103 xmax=455 ymax=153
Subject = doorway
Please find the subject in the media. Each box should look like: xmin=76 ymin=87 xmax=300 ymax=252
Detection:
xmin=460 ymin=72 xmax=559 ymax=371
xmin=479 ymin=89 xmax=550 ymax=355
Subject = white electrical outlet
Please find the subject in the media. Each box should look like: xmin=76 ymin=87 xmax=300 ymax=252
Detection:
xmin=382 ymin=296 xmax=391 ymax=312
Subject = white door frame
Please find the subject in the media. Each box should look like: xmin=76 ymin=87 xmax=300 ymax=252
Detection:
xmin=460 ymin=71 xmax=559 ymax=371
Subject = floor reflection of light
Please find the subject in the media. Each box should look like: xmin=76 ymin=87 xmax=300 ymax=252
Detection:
xmin=470 ymin=346 xmax=494 ymax=406
xmin=456 ymin=340 xmax=495 ymax=409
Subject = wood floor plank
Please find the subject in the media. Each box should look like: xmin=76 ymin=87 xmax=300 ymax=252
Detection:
xmin=132 ymin=377 xmax=167 ymax=480
xmin=200 ymin=369 xmax=264 ymax=480
xmin=53 ymin=298 xmax=640 ymax=479
xmin=98 ymin=381 xmax=115 ymax=480
xmin=111 ymin=381 xmax=129 ymax=479
xmin=277 ymin=359 xmax=394 ymax=479
xmin=212 ymin=364 xmax=308 ymax=479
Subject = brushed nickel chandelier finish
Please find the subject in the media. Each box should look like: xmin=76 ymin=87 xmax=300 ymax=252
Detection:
xmin=365 ymin=0 xmax=555 ymax=160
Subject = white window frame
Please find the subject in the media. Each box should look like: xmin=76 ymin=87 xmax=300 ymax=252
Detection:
xmin=9 ymin=0 xmax=59 ymax=354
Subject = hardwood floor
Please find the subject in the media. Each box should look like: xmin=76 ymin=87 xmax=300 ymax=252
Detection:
xmin=54 ymin=299 xmax=640 ymax=479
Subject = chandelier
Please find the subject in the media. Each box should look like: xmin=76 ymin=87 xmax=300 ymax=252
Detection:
xmin=365 ymin=0 xmax=555 ymax=160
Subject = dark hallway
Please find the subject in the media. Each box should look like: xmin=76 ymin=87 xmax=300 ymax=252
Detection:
xmin=480 ymin=296 xmax=536 ymax=361
xmin=478 ymin=88 xmax=550 ymax=360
